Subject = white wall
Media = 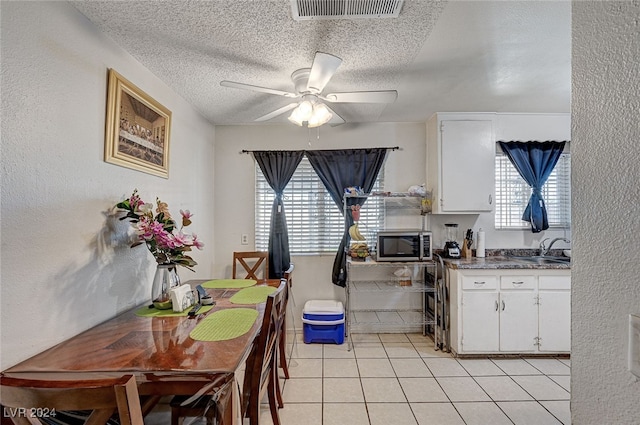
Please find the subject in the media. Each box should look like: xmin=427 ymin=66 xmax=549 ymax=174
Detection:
xmin=0 ymin=2 xmax=216 ymax=369
xmin=572 ymin=2 xmax=640 ymax=423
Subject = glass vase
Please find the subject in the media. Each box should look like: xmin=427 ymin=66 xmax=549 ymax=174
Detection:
xmin=151 ymin=263 xmax=181 ymax=309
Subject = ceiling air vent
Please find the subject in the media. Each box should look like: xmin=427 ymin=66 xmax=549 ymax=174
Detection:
xmin=291 ymin=0 xmax=404 ymax=20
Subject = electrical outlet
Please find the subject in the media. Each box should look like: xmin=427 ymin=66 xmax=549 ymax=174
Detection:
xmin=629 ymin=314 xmax=640 ymax=377
xmin=241 ymin=234 xmax=249 ymax=245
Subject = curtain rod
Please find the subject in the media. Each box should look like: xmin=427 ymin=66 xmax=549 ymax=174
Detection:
xmin=241 ymin=147 xmax=400 ymax=154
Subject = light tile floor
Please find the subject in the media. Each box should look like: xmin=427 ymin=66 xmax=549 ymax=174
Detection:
xmin=146 ymin=332 xmax=571 ymax=425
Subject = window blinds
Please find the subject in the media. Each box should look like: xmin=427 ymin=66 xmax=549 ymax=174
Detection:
xmin=256 ymin=157 xmax=384 ymax=254
xmin=495 ymin=153 xmax=571 ymax=229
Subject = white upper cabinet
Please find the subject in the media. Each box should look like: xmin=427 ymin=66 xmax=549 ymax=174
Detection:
xmin=426 ymin=113 xmax=496 ymax=213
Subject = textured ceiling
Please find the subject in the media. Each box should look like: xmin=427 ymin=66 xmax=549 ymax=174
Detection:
xmin=71 ymin=0 xmax=571 ymax=126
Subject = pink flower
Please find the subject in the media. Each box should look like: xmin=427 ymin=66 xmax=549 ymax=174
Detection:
xmin=191 ymin=233 xmax=205 ymax=250
xmin=129 ymin=191 xmax=145 ymax=210
xmin=180 ymin=209 xmax=193 ymax=227
xmin=173 ymin=231 xmax=192 ymax=247
xmin=154 ymin=230 xmax=174 ymax=249
xmin=135 ymin=216 xmax=154 ymax=240
xmin=150 ymin=220 xmax=165 ymax=236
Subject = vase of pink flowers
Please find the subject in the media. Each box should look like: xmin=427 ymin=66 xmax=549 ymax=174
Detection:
xmin=115 ymin=189 xmax=204 ymax=309
xmin=150 ymin=263 xmax=181 ymax=309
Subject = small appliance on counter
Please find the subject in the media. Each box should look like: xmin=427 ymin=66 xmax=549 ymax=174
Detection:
xmin=443 ymin=223 xmax=461 ymax=258
xmin=376 ymin=229 xmax=432 ymax=262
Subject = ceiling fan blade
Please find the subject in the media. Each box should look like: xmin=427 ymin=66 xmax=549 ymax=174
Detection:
xmin=306 ymin=52 xmax=342 ymax=93
xmin=323 ymin=90 xmax=398 ymax=103
xmin=254 ymin=103 xmax=299 ymax=122
xmin=220 ymin=80 xmax=297 ymax=98
xmin=324 ymin=105 xmax=346 ymax=126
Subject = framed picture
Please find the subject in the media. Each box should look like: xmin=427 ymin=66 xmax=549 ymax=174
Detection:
xmin=104 ymin=69 xmax=171 ymax=178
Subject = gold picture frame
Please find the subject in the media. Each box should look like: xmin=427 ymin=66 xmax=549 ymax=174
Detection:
xmin=105 ymin=69 xmax=171 ymax=178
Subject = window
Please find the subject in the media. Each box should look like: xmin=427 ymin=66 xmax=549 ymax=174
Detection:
xmin=256 ymin=157 xmax=384 ymax=254
xmin=494 ymin=153 xmax=571 ymax=229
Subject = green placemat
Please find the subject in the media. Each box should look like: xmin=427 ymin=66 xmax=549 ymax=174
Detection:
xmin=190 ymin=308 xmax=259 ymax=342
xmin=135 ymin=304 xmax=214 ymax=318
xmin=202 ymin=279 xmax=257 ymax=289
xmin=230 ymin=286 xmax=277 ymax=305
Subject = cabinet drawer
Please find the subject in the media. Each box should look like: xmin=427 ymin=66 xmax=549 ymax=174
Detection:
xmin=462 ymin=275 xmax=497 ymax=290
xmin=500 ymin=275 xmax=535 ymax=290
xmin=539 ymin=275 xmax=571 ymax=290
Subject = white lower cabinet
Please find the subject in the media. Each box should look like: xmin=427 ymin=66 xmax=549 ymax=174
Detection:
xmin=460 ymin=290 xmax=500 ymax=352
xmin=449 ymin=269 xmax=570 ymax=355
xmin=538 ymin=275 xmax=571 ymax=352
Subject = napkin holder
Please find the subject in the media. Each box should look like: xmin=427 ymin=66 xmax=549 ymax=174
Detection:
xmin=171 ymin=285 xmax=195 ymax=313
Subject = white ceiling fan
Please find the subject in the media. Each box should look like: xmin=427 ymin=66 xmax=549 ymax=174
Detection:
xmin=220 ymin=52 xmax=398 ymax=127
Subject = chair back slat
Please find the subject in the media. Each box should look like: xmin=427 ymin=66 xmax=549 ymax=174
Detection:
xmin=0 ymin=375 xmax=144 ymax=425
xmin=233 ymin=251 xmax=269 ymax=280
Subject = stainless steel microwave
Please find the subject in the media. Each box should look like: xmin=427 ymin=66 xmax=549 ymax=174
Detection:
xmin=376 ymin=230 xmax=432 ymax=262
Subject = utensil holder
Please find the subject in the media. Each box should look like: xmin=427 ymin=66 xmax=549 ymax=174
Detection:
xmin=461 ymin=239 xmax=473 ymax=258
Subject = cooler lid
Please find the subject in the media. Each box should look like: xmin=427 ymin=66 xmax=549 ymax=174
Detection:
xmin=303 ymin=300 xmax=344 ymax=315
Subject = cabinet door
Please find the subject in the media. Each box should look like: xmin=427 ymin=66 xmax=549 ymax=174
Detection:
xmin=499 ymin=291 xmax=538 ymax=352
xmin=538 ymin=290 xmax=571 ymax=352
xmin=461 ymin=291 xmax=499 ymax=352
xmin=440 ymin=120 xmax=494 ymax=212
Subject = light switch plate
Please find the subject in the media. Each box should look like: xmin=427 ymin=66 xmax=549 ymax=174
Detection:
xmin=629 ymin=314 xmax=640 ymax=377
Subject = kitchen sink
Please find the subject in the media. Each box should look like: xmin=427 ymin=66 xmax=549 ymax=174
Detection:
xmin=507 ymin=255 xmax=571 ymax=265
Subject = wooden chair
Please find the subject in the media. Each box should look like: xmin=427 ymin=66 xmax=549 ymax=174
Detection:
xmin=273 ymin=267 xmax=293 ymax=410
xmin=278 ymin=264 xmax=294 ymax=381
xmin=241 ymin=280 xmax=286 ymax=425
xmin=171 ymin=282 xmax=287 ymax=425
xmin=0 ymin=374 xmax=144 ymax=425
xmin=168 ymin=374 xmax=235 ymax=425
xmin=232 ymin=251 xmax=269 ymax=281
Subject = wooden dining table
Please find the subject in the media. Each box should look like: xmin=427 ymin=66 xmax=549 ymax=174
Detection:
xmin=1 ymin=279 xmax=280 ymax=425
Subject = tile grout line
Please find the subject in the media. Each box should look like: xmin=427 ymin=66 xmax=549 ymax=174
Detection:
xmin=353 ymin=333 xmax=378 ymax=425
xmin=488 ymin=357 xmax=570 ymax=424
xmin=455 ymin=357 xmax=517 ymax=425
xmin=284 ymin=333 xmax=569 ymax=425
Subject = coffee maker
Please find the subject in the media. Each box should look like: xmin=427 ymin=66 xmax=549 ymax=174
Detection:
xmin=443 ymin=223 xmax=461 ymax=258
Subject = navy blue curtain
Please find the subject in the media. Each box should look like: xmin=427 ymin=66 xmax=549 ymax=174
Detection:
xmin=306 ymin=148 xmax=388 ymax=287
xmin=254 ymin=150 xmax=305 ymax=278
xmin=498 ymin=141 xmax=566 ymax=233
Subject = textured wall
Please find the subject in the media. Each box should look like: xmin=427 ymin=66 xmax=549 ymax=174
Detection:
xmin=0 ymin=2 xmax=215 ymax=369
xmin=572 ymin=2 xmax=640 ymax=423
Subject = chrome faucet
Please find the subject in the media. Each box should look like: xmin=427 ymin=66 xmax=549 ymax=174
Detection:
xmin=539 ymin=237 xmax=571 ymax=256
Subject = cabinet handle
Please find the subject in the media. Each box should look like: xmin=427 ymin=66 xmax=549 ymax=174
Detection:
xmin=488 ymin=194 xmax=493 ymax=205
xmin=474 ymin=281 xmax=486 ymax=285
xmin=495 ymin=300 xmax=499 ymax=311
xmin=501 ymin=300 xmax=505 ymax=311
xmin=512 ymin=281 xmax=524 ymax=285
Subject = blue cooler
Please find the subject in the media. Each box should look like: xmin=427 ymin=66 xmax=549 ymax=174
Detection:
xmin=302 ymin=300 xmax=345 ymax=344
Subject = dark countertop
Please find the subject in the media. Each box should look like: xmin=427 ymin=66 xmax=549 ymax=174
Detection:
xmin=442 ymin=256 xmax=570 ymax=270
xmin=437 ymin=249 xmax=571 ymax=270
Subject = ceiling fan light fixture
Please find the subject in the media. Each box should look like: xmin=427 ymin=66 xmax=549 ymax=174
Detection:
xmin=297 ymin=100 xmax=314 ymax=120
xmin=308 ymin=103 xmax=333 ymax=128
xmin=287 ymin=108 xmax=304 ymax=126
